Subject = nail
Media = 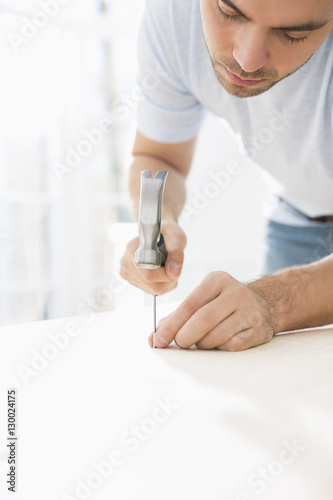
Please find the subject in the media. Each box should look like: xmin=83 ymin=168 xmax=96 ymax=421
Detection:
xmin=169 ymin=262 xmax=182 ymax=277
xmin=154 ymin=335 xmax=168 ymax=348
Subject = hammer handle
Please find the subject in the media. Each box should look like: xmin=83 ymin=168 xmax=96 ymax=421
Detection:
xmin=157 ymin=234 xmax=167 ymax=267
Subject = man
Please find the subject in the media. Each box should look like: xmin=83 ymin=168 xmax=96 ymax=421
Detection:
xmin=120 ymin=0 xmax=333 ymax=351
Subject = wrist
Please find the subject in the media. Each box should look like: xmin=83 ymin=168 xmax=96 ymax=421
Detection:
xmin=247 ymin=277 xmax=283 ymax=334
xmin=248 ymin=264 xmax=314 ymax=333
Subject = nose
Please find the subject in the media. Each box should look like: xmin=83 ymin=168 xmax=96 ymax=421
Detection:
xmin=233 ymin=25 xmax=269 ymax=73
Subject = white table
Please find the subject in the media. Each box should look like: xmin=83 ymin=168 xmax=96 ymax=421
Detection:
xmin=1 ymin=303 xmax=333 ymax=500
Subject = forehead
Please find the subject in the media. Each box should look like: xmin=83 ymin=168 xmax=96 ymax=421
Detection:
xmin=232 ymin=0 xmax=333 ymax=26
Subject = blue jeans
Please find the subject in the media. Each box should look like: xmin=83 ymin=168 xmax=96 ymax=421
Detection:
xmin=258 ymin=220 xmax=333 ymax=276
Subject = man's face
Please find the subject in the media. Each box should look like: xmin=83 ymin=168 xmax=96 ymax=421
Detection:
xmin=200 ymin=0 xmax=333 ymax=97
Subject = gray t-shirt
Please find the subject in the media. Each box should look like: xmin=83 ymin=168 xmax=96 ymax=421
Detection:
xmin=136 ymin=0 xmax=333 ymax=225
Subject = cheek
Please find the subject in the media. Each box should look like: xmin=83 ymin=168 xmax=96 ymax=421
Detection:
xmin=270 ymin=34 xmax=329 ymax=74
xmin=268 ymin=44 xmax=304 ymax=72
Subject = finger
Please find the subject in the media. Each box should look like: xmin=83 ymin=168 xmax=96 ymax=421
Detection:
xmin=121 ymin=248 xmax=172 ymax=283
xmin=120 ymin=259 xmax=174 ymax=293
xmin=153 ymin=272 xmax=229 ymax=348
xmin=139 ymin=267 xmax=175 ymax=283
xmin=123 ymin=235 xmax=182 ymax=284
xmin=161 ymin=222 xmax=187 ymax=252
xmin=148 ymin=314 xmax=171 ymax=348
xmin=216 ymin=328 xmax=261 ymax=352
xmin=130 ymin=276 xmax=178 ymax=295
xmin=165 ymin=254 xmax=184 ymax=279
xmin=174 ymin=295 xmax=235 ymax=349
xmin=195 ymin=312 xmax=246 ymax=350
xmin=120 ymin=249 xmax=178 ymax=293
xmin=162 ymin=224 xmax=186 ymax=279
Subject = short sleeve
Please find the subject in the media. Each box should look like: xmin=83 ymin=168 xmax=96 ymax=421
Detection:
xmin=136 ymin=0 xmax=206 ymax=143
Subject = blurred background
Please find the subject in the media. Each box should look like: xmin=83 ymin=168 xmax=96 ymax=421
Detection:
xmin=0 ymin=0 xmax=266 ymax=326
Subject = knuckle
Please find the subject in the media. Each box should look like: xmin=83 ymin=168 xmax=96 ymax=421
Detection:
xmin=155 ymin=284 xmax=168 ymax=295
xmin=206 ymin=270 xmax=232 ymax=286
xmin=167 ymin=280 xmax=178 ymax=293
xmin=178 ymin=230 xmax=187 ymax=249
xmin=181 ymin=301 xmax=197 ymax=319
xmin=226 ymin=336 xmax=244 ymax=352
xmin=157 ymin=316 xmax=169 ymax=329
xmin=151 ymin=281 xmax=177 ymax=296
xmin=174 ymin=335 xmax=189 ymax=349
xmin=140 ymin=270 xmax=155 ymax=283
xmin=249 ymin=310 xmax=262 ymax=328
xmin=216 ymin=326 xmax=231 ymax=345
xmin=126 ymin=237 xmax=139 ymax=254
xmin=195 ymin=340 xmax=210 ymax=350
xmin=196 ymin=308 xmax=212 ymax=326
xmin=168 ymin=249 xmax=184 ymax=265
xmin=233 ymin=284 xmax=252 ymax=303
xmin=163 ymin=224 xmax=187 ymax=249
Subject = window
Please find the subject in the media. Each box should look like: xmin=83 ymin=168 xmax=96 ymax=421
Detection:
xmin=0 ymin=0 xmax=145 ymax=325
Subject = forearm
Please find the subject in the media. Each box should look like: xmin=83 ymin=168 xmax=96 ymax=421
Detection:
xmin=128 ymin=154 xmax=186 ymax=222
xmin=248 ymin=254 xmax=333 ymax=333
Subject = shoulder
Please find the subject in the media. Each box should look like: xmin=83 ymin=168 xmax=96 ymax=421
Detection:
xmin=144 ymin=0 xmax=198 ymax=37
xmin=139 ymin=0 xmax=202 ymax=81
xmin=145 ymin=0 xmax=195 ymax=18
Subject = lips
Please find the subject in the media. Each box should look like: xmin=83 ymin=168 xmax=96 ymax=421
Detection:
xmin=224 ymin=66 xmax=265 ymax=87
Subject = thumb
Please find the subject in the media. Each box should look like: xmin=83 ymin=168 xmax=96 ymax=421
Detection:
xmin=164 ymin=238 xmax=185 ymax=279
xmin=165 ymin=255 xmax=183 ymax=279
xmin=161 ymin=221 xmax=187 ymax=279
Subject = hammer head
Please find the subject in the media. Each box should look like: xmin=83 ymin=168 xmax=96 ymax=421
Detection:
xmin=134 ymin=170 xmax=168 ymax=269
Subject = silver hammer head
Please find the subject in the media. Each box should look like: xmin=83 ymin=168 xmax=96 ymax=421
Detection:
xmin=134 ymin=170 xmax=168 ymax=269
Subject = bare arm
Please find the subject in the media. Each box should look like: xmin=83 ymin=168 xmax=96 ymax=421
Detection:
xmin=120 ymin=131 xmax=197 ymax=295
xmin=129 ymin=131 xmax=197 ymax=222
xmin=249 ymin=253 xmax=333 ymax=333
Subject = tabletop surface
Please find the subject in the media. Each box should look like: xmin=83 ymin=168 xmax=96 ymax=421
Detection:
xmin=1 ymin=303 xmax=333 ymax=500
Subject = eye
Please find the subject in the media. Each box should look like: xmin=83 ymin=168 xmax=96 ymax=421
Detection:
xmin=217 ymin=1 xmax=245 ymax=22
xmin=282 ymin=31 xmax=310 ymax=44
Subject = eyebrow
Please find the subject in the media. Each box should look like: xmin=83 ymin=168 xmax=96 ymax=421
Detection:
xmin=221 ymin=0 xmax=331 ymax=31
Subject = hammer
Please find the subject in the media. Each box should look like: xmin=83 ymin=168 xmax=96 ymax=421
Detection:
xmin=134 ymin=170 xmax=168 ymax=347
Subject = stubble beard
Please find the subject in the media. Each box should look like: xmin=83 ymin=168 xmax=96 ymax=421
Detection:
xmin=211 ymin=55 xmax=313 ymax=98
